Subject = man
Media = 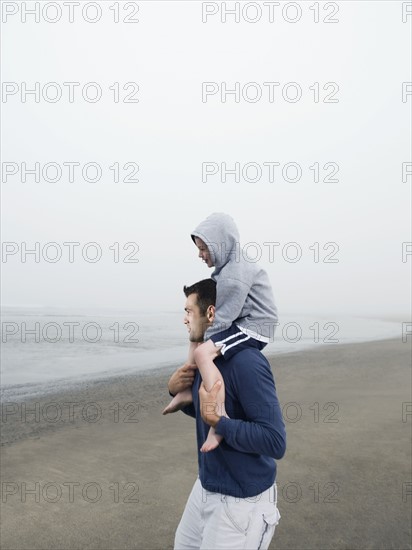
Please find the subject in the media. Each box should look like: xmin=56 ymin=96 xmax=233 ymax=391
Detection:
xmin=168 ymin=279 xmax=286 ymax=550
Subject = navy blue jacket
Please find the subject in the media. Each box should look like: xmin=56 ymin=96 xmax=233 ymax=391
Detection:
xmin=182 ymin=348 xmax=286 ymax=498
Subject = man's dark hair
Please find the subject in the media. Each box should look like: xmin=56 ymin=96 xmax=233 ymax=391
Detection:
xmin=183 ymin=279 xmax=216 ymax=316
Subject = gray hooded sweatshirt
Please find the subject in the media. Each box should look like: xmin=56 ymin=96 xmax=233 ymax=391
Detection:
xmin=191 ymin=213 xmax=278 ymax=343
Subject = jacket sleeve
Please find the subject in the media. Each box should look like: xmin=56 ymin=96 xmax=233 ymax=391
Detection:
xmin=215 ymin=356 xmax=286 ymax=459
xmin=204 ymin=277 xmax=251 ymax=339
xmin=181 ymin=404 xmax=196 ymax=419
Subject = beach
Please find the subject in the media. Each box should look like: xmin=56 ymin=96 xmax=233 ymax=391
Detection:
xmin=1 ymin=338 xmax=411 ymax=550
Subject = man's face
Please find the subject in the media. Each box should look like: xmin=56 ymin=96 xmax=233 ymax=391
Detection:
xmin=194 ymin=237 xmax=214 ymax=268
xmin=183 ymin=293 xmax=211 ymax=342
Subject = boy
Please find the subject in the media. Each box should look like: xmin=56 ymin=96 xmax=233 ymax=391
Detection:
xmin=163 ymin=212 xmax=278 ymax=452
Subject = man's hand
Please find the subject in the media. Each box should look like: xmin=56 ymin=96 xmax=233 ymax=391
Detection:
xmin=199 ymin=380 xmax=222 ymax=428
xmin=168 ymin=364 xmax=197 ymax=396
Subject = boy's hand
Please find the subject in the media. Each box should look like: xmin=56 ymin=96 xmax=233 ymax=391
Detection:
xmin=168 ymin=364 xmax=197 ymax=396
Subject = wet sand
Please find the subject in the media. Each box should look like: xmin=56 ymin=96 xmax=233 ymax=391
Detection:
xmin=1 ymin=338 xmax=411 ymax=549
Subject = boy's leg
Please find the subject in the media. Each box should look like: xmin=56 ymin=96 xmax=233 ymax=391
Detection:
xmin=162 ymin=387 xmax=193 ymax=415
xmin=162 ymin=342 xmax=199 ymax=415
xmin=193 ymin=339 xmax=222 ymax=392
xmin=194 ymin=340 xmax=227 ymax=453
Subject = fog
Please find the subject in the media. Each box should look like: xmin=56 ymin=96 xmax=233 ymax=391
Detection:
xmin=1 ymin=1 xmax=411 ymax=318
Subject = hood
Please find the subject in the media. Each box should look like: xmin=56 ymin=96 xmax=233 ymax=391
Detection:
xmin=191 ymin=212 xmax=240 ymax=270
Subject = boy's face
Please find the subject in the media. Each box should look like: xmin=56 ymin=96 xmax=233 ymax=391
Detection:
xmin=183 ymin=293 xmax=213 ymax=342
xmin=194 ymin=237 xmax=214 ymax=268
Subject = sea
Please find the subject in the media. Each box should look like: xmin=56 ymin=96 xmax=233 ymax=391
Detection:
xmin=0 ymin=307 xmax=402 ymax=401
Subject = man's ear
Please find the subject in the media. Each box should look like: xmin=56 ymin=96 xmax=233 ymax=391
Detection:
xmin=207 ymin=305 xmax=215 ymax=322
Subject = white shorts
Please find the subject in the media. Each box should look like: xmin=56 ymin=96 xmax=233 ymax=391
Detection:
xmin=174 ymin=478 xmax=281 ymax=550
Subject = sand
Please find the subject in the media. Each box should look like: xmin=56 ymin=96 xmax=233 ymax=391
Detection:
xmin=0 ymin=338 xmax=411 ymax=550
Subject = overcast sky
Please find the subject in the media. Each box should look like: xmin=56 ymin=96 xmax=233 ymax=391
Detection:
xmin=1 ymin=1 xmax=411 ymax=317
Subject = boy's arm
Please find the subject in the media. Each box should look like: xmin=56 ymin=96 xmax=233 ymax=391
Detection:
xmin=204 ymin=277 xmax=251 ymax=339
